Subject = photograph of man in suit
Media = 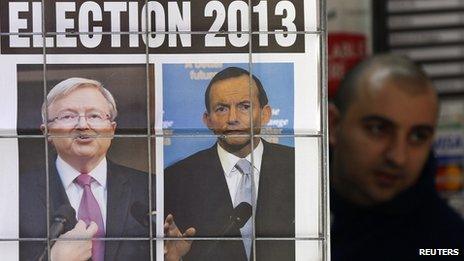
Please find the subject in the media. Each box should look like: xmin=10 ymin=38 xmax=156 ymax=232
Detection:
xmin=20 ymin=77 xmax=191 ymax=261
xmin=165 ymin=67 xmax=295 ymax=261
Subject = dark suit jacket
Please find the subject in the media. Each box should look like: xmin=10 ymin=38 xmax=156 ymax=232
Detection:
xmin=19 ymin=160 xmax=151 ymax=261
xmin=165 ymin=140 xmax=295 ymax=261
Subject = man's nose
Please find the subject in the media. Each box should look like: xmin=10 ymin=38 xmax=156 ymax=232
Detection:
xmin=227 ymin=107 xmax=239 ymax=124
xmin=385 ymin=135 xmax=408 ymax=167
xmin=75 ymin=115 xmax=90 ymax=129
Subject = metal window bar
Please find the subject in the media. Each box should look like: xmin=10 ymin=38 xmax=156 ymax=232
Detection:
xmin=2 ymin=0 xmax=330 ymax=260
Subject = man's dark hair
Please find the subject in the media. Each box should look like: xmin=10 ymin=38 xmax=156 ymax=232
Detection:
xmin=204 ymin=67 xmax=269 ymax=112
xmin=333 ymin=54 xmax=434 ymax=116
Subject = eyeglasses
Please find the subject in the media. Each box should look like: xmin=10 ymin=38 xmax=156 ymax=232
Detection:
xmin=47 ymin=111 xmax=112 ymax=127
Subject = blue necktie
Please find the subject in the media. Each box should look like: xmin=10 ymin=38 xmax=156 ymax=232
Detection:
xmin=234 ymin=159 xmax=255 ymax=260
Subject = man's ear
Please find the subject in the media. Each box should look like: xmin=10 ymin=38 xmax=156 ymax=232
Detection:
xmin=40 ymin=123 xmax=46 ymax=135
xmin=202 ymin=112 xmax=212 ymax=129
xmin=260 ymin=105 xmax=272 ymax=126
xmin=328 ymin=103 xmax=341 ymax=146
xmin=40 ymin=123 xmax=54 ymax=143
xmin=110 ymin=121 xmax=117 ymax=133
xmin=40 ymin=123 xmax=50 ymax=141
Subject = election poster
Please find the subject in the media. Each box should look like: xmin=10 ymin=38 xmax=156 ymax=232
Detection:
xmin=0 ymin=1 xmax=326 ymax=260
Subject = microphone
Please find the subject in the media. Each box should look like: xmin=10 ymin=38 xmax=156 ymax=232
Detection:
xmin=220 ymin=202 xmax=252 ymax=236
xmin=202 ymin=202 xmax=252 ymax=259
xmin=37 ymin=204 xmax=77 ymax=261
xmin=130 ymin=201 xmax=157 ymax=228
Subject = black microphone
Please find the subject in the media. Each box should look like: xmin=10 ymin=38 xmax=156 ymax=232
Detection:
xmin=220 ymin=202 xmax=252 ymax=236
xmin=202 ymin=202 xmax=252 ymax=259
xmin=130 ymin=201 xmax=156 ymax=228
xmin=37 ymin=204 xmax=77 ymax=261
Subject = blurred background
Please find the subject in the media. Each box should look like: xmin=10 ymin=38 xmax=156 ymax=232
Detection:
xmin=328 ymin=0 xmax=464 ymax=218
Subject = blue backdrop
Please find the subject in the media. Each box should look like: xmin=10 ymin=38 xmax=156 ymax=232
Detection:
xmin=163 ymin=63 xmax=294 ymax=166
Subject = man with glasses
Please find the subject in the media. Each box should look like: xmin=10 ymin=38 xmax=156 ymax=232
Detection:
xmin=19 ymin=78 xmax=191 ymax=261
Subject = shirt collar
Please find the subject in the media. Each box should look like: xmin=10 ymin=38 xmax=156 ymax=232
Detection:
xmin=217 ymin=139 xmax=264 ymax=177
xmin=56 ymin=156 xmax=108 ymax=189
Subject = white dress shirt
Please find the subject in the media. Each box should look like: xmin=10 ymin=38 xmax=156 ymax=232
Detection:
xmin=56 ymin=156 xmax=108 ymax=231
xmin=217 ymin=139 xmax=264 ymax=204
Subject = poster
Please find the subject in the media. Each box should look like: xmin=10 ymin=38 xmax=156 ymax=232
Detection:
xmin=0 ymin=1 xmax=325 ymax=260
xmin=327 ymin=0 xmax=371 ymax=98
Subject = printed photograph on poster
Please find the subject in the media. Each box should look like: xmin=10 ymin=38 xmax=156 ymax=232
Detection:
xmin=17 ymin=64 xmax=152 ymax=135
xmin=163 ymin=64 xmax=297 ymax=260
xmin=16 ymin=64 xmax=154 ymax=260
xmin=163 ymin=63 xmax=294 ymax=166
xmin=0 ymin=0 xmax=324 ymax=260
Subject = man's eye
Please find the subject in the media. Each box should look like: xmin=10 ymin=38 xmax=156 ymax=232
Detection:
xmin=215 ymin=107 xmax=227 ymax=113
xmin=410 ymin=130 xmax=432 ymax=144
xmin=366 ymin=123 xmax=387 ymax=136
xmin=88 ymin=113 xmax=103 ymax=119
xmin=59 ymin=114 xmax=76 ymax=120
xmin=238 ymin=103 xmax=250 ymax=110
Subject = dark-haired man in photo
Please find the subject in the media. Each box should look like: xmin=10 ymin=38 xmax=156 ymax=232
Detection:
xmin=165 ymin=67 xmax=295 ymax=261
xmin=329 ymin=54 xmax=464 ymax=260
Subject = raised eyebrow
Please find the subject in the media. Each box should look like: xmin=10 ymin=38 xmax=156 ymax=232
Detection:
xmin=214 ymin=103 xmax=230 ymax=109
xmin=237 ymin=101 xmax=251 ymax=107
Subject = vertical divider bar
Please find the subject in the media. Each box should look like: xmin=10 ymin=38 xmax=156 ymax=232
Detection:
xmin=319 ymin=0 xmax=330 ymax=260
xmin=247 ymin=0 xmax=256 ymax=260
xmin=144 ymin=1 xmax=154 ymax=260
xmin=40 ymin=0 xmax=51 ymax=259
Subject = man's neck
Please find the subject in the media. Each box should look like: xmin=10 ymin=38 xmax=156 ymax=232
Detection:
xmin=60 ymin=155 xmax=105 ymax=173
xmin=219 ymin=137 xmax=261 ymax=158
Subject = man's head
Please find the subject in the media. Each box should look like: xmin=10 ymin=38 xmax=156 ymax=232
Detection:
xmin=203 ymin=67 xmax=272 ymax=157
xmin=329 ymin=54 xmax=438 ymax=206
xmin=41 ymin=78 xmax=117 ymax=172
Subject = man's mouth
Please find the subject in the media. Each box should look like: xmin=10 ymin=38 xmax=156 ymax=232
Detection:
xmin=374 ymin=170 xmax=401 ymax=187
xmin=74 ymin=133 xmax=95 ymax=141
xmin=222 ymin=130 xmax=250 ymax=135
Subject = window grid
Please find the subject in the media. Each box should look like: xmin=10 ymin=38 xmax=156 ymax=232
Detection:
xmin=1 ymin=0 xmax=328 ymax=260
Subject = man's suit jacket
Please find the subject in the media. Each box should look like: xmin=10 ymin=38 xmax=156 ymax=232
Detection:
xmin=165 ymin=140 xmax=295 ymax=261
xmin=19 ymin=160 xmax=151 ymax=261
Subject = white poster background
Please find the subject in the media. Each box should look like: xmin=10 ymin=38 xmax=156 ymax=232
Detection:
xmin=0 ymin=1 xmax=323 ymax=260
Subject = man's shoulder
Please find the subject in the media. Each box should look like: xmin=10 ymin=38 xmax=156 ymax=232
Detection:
xmin=262 ymin=140 xmax=295 ymax=162
xmin=109 ymin=161 xmax=147 ymax=174
xmin=165 ymin=145 xmax=217 ymax=172
xmin=421 ymin=194 xmax=464 ymax=241
xmin=108 ymin=161 xmax=150 ymax=184
xmin=263 ymin=140 xmax=295 ymax=153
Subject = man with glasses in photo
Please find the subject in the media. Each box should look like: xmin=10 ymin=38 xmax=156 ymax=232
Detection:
xmin=19 ymin=78 xmax=192 ymax=261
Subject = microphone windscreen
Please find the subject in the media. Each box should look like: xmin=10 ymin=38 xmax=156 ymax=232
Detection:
xmin=232 ymin=202 xmax=252 ymax=229
xmin=130 ymin=201 xmax=150 ymax=227
xmin=54 ymin=204 xmax=77 ymax=231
